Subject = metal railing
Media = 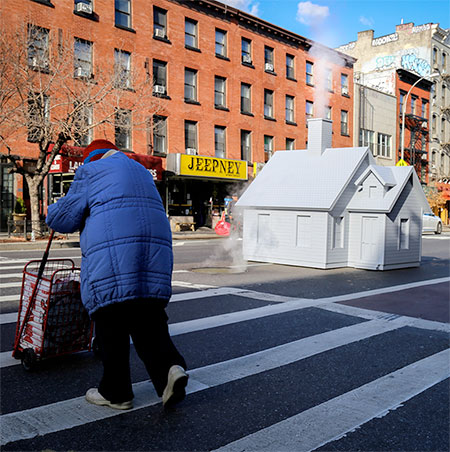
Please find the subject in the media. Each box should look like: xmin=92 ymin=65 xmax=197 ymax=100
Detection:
xmin=7 ymin=219 xmax=50 ymax=240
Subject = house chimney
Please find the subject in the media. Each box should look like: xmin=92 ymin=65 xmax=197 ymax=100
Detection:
xmin=307 ymin=118 xmax=332 ymax=156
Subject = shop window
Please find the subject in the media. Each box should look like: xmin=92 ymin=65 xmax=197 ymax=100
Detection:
xmin=185 ymin=120 xmax=197 ymax=154
xmin=215 ymin=29 xmax=227 ymax=58
xmin=306 ymin=61 xmax=314 ymax=85
xmin=240 ymin=130 xmax=251 ymax=161
xmin=264 ymin=135 xmax=273 ymax=162
xmin=286 ymin=138 xmax=295 ymax=150
xmin=264 ymin=46 xmax=274 ymax=72
xmin=341 ymin=110 xmax=348 ymax=135
xmin=341 ymin=73 xmax=349 ymax=96
xmin=214 ymin=126 xmax=226 ymax=158
xmin=74 ymin=37 xmax=93 ymax=78
xmin=73 ymin=102 xmax=93 ymax=147
xmin=185 ymin=18 xmax=198 ymax=49
xmin=27 ymin=24 xmax=49 ymax=71
xmin=115 ymin=0 xmax=131 ymax=29
xmin=184 ymin=68 xmax=197 ymax=102
xmin=241 ymin=37 xmax=252 ymax=65
xmin=285 ymin=95 xmax=295 ymax=123
xmin=214 ymin=76 xmax=226 ymax=108
xmin=153 ymin=60 xmax=167 ymax=95
xmin=152 ymin=115 xmax=167 ymax=155
xmin=153 ymin=6 xmax=167 ymax=39
xmin=286 ymin=54 xmax=295 ymax=79
xmin=114 ymin=49 xmax=131 ymax=89
xmin=115 ymin=108 xmax=131 ymax=151
xmin=27 ymin=93 xmax=49 ymax=142
xmin=241 ymin=83 xmax=251 ymax=114
xmin=264 ymin=89 xmax=274 ymax=119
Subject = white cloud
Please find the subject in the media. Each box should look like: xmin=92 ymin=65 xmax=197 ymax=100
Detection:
xmin=296 ymin=1 xmax=329 ymax=26
xmin=359 ymin=15 xmax=374 ymax=27
xmin=221 ymin=0 xmax=260 ymax=16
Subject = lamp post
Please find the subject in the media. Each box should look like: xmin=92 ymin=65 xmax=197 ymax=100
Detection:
xmin=400 ymin=69 xmax=440 ymax=162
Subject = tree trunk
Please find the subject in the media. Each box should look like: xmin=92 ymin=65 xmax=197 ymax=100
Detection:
xmin=27 ymin=178 xmax=42 ymax=240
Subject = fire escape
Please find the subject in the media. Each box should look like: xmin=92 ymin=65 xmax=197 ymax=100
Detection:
xmin=442 ymin=73 xmax=450 ymax=156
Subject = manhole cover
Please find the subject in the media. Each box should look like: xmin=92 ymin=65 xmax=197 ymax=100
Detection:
xmin=191 ymin=267 xmax=246 ymax=274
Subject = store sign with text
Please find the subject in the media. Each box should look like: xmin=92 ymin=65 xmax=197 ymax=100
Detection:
xmin=179 ymin=155 xmax=248 ymax=180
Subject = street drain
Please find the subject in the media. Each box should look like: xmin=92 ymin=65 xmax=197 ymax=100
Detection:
xmin=191 ymin=267 xmax=246 ymax=274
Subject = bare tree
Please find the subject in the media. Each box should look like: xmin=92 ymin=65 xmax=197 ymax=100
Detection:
xmin=0 ymin=22 xmax=165 ymax=237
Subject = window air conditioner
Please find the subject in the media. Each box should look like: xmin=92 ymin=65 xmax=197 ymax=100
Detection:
xmin=154 ymin=28 xmax=165 ymax=38
xmin=186 ymin=148 xmax=197 ymax=155
xmin=242 ymin=54 xmax=252 ymax=64
xmin=31 ymin=57 xmax=38 ymax=68
xmin=265 ymin=63 xmax=274 ymax=72
xmin=76 ymin=2 xmax=93 ymax=14
xmin=75 ymin=67 xmax=86 ymax=77
xmin=153 ymin=85 xmax=166 ymax=94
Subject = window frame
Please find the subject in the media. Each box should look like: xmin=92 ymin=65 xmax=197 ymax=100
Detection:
xmin=153 ymin=6 xmax=167 ymax=38
xmin=114 ymin=108 xmax=132 ymax=151
xmin=305 ymin=100 xmax=314 ymax=121
xmin=264 ymin=135 xmax=274 ymax=162
xmin=114 ymin=48 xmax=132 ymax=89
xmin=264 ymin=89 xmax=274 ymax=119
xmin=27 ymin=93 xmax=50 ymax=143
xmin=241 ymin=37 xmax=252 ymax=64
xmin=341 ymin=110 xmax=349 ymax=135
xmin=285 ymin=95 xmax=295 ymax=123
xmin=184 ymin=120 xmax=198 ymax=154
xmin=286 ymin=54 xmax=295 ymax=79
xmin=241 ymin=82 xmax=252 ymax=114
xmin=306 ymin=61 xmax=314 ymax=85
xmin=240 ymin=129 xmax=251 ymax=161
xmin=341 ymin=73 xmax=349 ymax=96
xmin=27 ymin=24 xmax=50 ymax=71
xmin=214 ymin=76 xmax=226 ymax=108
xmin=73 ymin=102 xmax=93 ymax=147
xmin=184 ymin=68 xmax=198 ymax=102
xmin=152 ymin=59 xmax=167 ymax=93
xmin=185 ymin=18 xmax=198 ymax=49
xmin=214 ymin=125 xmax=226 ymax=158
xmin=215 ymin=28 xmax=227 ymax=57
xmin=152 ymin=115 xmax=167 ymax=155
xmin=115 ymin=0 xmax=131 ymax=29
xmin=74 ymin=37 xmax=93 ymax=78
xmin=377 ymin=133 xmax=391 ymax=158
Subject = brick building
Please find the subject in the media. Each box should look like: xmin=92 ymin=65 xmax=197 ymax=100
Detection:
xmin=0 ymin=0 xmax=355 ymax=230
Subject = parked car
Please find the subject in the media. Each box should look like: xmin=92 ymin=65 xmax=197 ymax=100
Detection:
xmin=423 ymin=213 xmax=443 ymax=234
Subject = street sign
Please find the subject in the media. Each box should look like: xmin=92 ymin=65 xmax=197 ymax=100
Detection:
xmin=396 ymin=159 xmax=408 ymax=167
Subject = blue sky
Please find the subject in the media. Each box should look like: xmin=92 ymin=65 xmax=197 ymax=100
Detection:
xmin=221 ymin=0 xmax=450 ymax=48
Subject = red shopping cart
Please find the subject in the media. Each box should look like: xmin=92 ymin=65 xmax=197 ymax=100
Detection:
xmin=12 ymin=231 xmax=93 ymax=370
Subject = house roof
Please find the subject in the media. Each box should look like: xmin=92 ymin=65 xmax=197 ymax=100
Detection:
xmin=236 ymin=146 xmax=373 ymax=210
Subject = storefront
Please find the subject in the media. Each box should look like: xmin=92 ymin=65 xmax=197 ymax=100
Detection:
xmin=166 ymin=154 xmax=248 ymax=228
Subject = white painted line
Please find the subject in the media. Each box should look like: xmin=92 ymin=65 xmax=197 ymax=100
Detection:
xmin=0 ymin=351 xmax=17 ymax=368
xmin=0 ymin=312 xmax=18 ymax=325
xmin=170 ymin=287 xmax=250 ymax=302
xmin=0 ymin=295 xmax=20 ymax=304
xmin=0 ymin=265 xmax=27 ymax=271
xmin=0 ymin=318 xmax=406 ymax=445
xmin=214 ymin=349 xmax=450 ymax=452
xmin=0 ymin=282 xmax=22 ymax=289
xmin=172 ymin=281 xmax=216 ymax=290
xmin=0 ymin=273 xmax=22 ymax=279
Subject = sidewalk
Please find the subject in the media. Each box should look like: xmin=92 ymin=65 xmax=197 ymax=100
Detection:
xmin=0 ymin=227 xmax=222 ymax=251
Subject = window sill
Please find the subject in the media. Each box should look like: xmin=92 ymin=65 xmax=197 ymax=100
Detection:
xmin=185 ymin=99 xmax=201 ymax=105
xmin=327 ymin=89 xmax=334 ymax=93
xmin=74 ymin=74 xmax=97 ymax=83
xmin=215 ymin=105 xmax=230 ymax=112
xmin=153 ymin=35 xmax=171 ymax=44
xmin=341 ymin=132 xmax=350 ymax=137
xmin=265 ymin=70 xmax=277 ymax=76
xmin=306 ymin=82 xmax=314 ymax=87
xmin=264 ymin=116 xmax=276 ymax=122
xmin=185 ymin=45 xmax=201 ymax=53
xmin=242 ymin=61 xmax=255 ymax=69
xmin=286 ymin=120 xmax=297 ymax=126
xmin=215 ymin=54 xmax=230 ymax=61
xmin=29 ymin=65 xmax=50 ymax=74
xmin=342 ymin=93 xmax=350 ymax=98
xmin=153 ymin=93 xmax=171 ymax=100
xmin=153 ymin=151 xmax=167 ymax=158
xmin=286 ymin=76 xmax=297 ymax=82
xmin=30 ymin=0 xmax=54 ymax=7
xmin=115 ymin=24 xmax=136 ymax=33
xmin=241 ymin=111 xmax=254 ymax=117
xmin=74 ymin=10 xmax=99 ymax=21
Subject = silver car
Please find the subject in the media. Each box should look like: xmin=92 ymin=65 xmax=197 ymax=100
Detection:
xmin=423 ymin=213 xmax=443 ymax=234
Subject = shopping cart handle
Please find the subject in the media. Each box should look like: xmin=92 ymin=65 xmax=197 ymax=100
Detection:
xmin=37 ymin=230 xmax=55 ymax=281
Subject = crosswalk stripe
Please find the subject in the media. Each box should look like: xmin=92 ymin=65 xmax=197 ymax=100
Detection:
xmin=0 ymin=273 xmax=23 ymax=279
xmin=0 ymin=295 xmax=20 ymax=304
xmin=214 ymin=349 xmax=450 ymax=452
xmin=0 ymin=282 xmax=22 ymax=288
xmin=0 ymin=317 xmax=408 ymax=445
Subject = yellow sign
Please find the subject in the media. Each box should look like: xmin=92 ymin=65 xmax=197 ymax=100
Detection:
xmin=180 ymin=155 xmax=248 ymax=180
xmin=396 ymin=159 xmax=408 ymax=167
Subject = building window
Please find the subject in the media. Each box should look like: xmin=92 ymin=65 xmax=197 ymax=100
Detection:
xmin=399 ymin=218 xmax=410 ymax=250
xmin=286 ymin=54 xmax=295 ymax=79
xmin=215 ymin=29 xmax=227 ymax=57
xmin=74 ymin=38 xmax=93 ymax=78
xmin=153 ymin=60 xmax=167 ymax=95
xmin=341 ymin=110 xmax=348 ymax=135
xmin=410 ymin=96 xmax=417 ymax=115
xmin=214 ymin=76 xmax=226 ymax=108
xmin=152 ymin=115 xmax=167 ymax=155
xmin=241 ymin=83 xmax=251 ymax=114
xmin=264 ymin=135 xmax=273 ymax=162
xmin=115 ymin=108 xmax=132 ymax=151
xmin=264 ymin=89 xmax=274 ymax=118
xmin=27 ymin=24 xmax=49 ymax=70
xmin=296 ymin=215 xmax=311 ymax=248
xmin=326 ymin=106 xmax=332 ymax=120
xmin=27 ymin=93 xmax=49 ymax=142
xmin=185 ymin=18 xmax=198 ymax=49
xmin=399 ymin=91 xmax=406 ymax=114
xmin=431 ymin=84 xmax=436 ymax=101
xmin=73 ymin=103 xmax=93 ymax=147
xmin=333 ymin=217 xmax=344 ymax=249
xmin=377 ymin=133 xmax=391 ymax=158
xmin=433 ymin=47 xmax=438 ymax=65
xmin=241 ymin=37 xmax=252 ymax=64
xmin=241 ymin=130 xmax=251 ymax=161
xmin=184 ymin=68 xmax=197 ymax=102
xmin=432 ymin=114 xmax=437 ymax=133
xmin=306 ymin=100 xmax=314 ymax=121
xmin=115 ymin=0 xmax=131 ymax=28
xmin=214 ymin=126 xmax=226 ymax=158
xmin=442 ymin=83 xmax=446 ymax=105
xmin=114 ymin=49 xmax=131 ymax=89
xmin=442 ymin=117 xmax=446 ymax=137
xmin=286 ymin=138 xmax=295 ymax=150
xmin=153 ymin=6 xmax=167 ymax=38
xmin=359 ymin=129 xmax=375 ymax=155
xmin=285 ymin=95 xmax=295 ymax=123
xmin=341 ymin=73 xmax=349 ymax=95
xmin=264 ymin=46 xmax=274 ymax=72
xmin=325 ymin=68 xmax=333 ymax=91
xmin=421 ymin=100 xmax=428 ymax=119
xmin=185 ymin=120 xmax=197 ymax=154
xmin=442 ymin=52 xmax=447 ymax=69
xmin=306 ymin=61 xmax=314 ymax=85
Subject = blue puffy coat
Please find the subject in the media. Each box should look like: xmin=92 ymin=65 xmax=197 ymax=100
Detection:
xmin=46 ymin=152 xmax=173 ymax=316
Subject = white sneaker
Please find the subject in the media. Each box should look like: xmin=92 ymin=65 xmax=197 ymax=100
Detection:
xmin=162 ymin=365 xmax=189 ymax=407
xmin=85 ymin=388 xmax=133 ymax=410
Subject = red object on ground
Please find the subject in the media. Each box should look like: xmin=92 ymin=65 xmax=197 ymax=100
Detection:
xmin=215 ymin=213 xmax=231 ymax=236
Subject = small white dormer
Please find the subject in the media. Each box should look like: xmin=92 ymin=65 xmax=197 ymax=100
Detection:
xmin=354 ymin=165 xmax=396 ymax=198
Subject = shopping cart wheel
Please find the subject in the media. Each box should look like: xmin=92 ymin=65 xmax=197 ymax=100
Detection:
xmin=21 ymin=348 xmax=37 ymax=371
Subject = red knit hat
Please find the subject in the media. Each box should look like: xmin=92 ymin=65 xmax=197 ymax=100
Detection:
xmin=83 ymin=139 xmax=119 ymax=163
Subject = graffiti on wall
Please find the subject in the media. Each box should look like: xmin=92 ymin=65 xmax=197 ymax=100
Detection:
xmin=370 ymin=47 xmax=431 ymax=77
xmin=372 ymin=33 xmax=399 ymax=46
xmin=400 ymin=53 xmax=431 ymax=76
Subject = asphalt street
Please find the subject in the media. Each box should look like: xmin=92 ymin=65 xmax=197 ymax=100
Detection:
xmin=0 ymin=234 xmax=449 ymax=451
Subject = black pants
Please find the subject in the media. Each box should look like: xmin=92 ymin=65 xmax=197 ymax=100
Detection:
xmin=92 ymin=298 xmax=186 ymax=404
